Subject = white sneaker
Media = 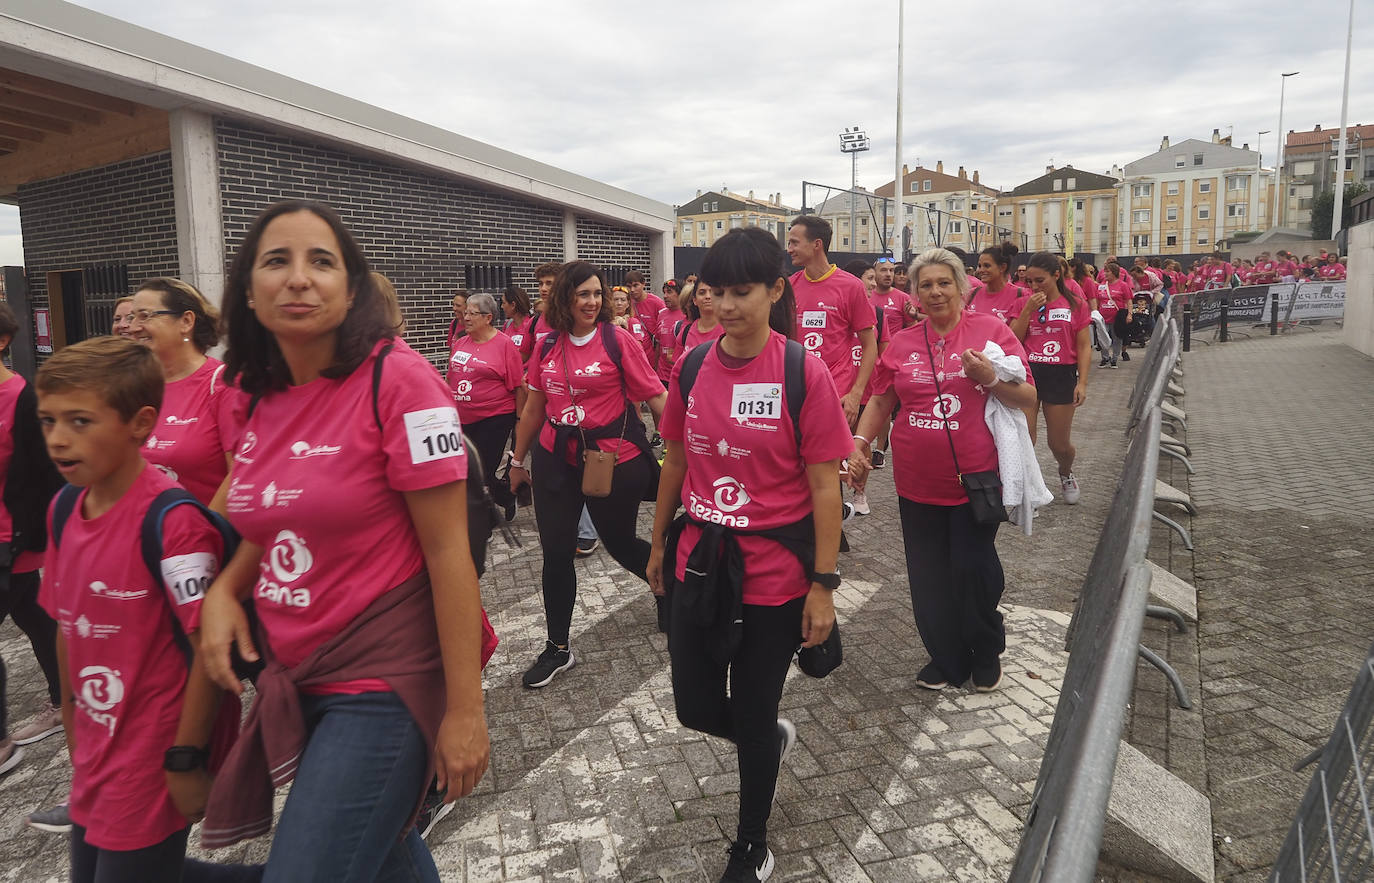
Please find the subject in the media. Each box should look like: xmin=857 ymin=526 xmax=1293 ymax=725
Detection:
xmin=0 ymin=739 xmax=22 ymax=776
xmin=851 ymin=491 xmax=870 ymax=516
xmin=1060 ymin=473 xmax=1081 ymax=505
xmin=841 ymin=502 xmax=856 ymax=524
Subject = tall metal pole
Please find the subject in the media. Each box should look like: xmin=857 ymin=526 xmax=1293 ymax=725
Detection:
xmin=1274 ymin=71 xmax=1299 ymax=228
xmin=850 ymin=151 xmax=857 ymax=250
xmin=1331 ymin=0 xmax=1355 ymax=240
xmin=1256 ymin=130 xmax=1269 ymax=230
xmin=893 ymin=0 xmax=905 ymax=260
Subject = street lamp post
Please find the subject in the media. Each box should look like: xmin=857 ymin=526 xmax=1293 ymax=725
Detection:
xmin=840 ymin=126 xmax=869 ymax=252
xmin=1331 ymin=0 xmax=1355 ymax=240
xmin=1273 ymin=71 xmax=1299 ymax=228
xmin=1257 ymin=129 xmax=1269 ymax=229
xmin=893 ymin=0 xmax=905 ymax=260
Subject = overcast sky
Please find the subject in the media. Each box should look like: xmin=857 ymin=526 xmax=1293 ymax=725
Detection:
xmin=2 ymin=0 xmax=1372 ymax=265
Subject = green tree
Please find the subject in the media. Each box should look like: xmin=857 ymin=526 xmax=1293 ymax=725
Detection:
xmin=1311 ymin=182 xmax=1370 ymax=239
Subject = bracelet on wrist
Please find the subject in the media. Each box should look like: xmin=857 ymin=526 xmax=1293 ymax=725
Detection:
xmin=984 ymin=374 xmax=1000 ymax=388
xmin=509 ymin=458 xmax=526 ymax=470
xmin=852 ymin=434 xmax=873 ymax=447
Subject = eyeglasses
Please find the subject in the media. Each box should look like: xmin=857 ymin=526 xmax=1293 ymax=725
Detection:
xmin=874 ymin=257 xmax=897 ymax=265
xmin=129 ymin=309 xmax=179 ymax=325
xmin=462 ymin=309 xmax=488 ymax=318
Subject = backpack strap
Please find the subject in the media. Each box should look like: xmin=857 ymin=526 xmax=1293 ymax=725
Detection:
xmin=783 ymin=339 xmax=807 ymax=449
xmin=874 ymin=307 xmax=884 ymax=342
xmin=370 ymin=342 xmax=396 ymax=433
xmin=49 ymin=483 xmax=83 ymax=551
xmin=539 ymin=330 xmax=561 ymax=361
xmin=599 ymin=321 xmax=624 ymax=374
xmin=676 ymin=341 xmax=712 ymax=410
xmin=679 ymin=322 xmax=691 ymax=349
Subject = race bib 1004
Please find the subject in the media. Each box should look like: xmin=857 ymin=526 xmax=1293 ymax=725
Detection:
xmin=161 ymin=552 xmax=217 ymax=606
xmin=404 ymin=407 xmax=465 ymax=465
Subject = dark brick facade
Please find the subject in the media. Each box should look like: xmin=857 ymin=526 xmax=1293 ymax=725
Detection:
xmin=575 ymin=217 xmax=652 ymax=284
xmin=217 ymin=120 xmax=650 ymax=365
xmin=16 ymin=151 xmax=179 ymax=326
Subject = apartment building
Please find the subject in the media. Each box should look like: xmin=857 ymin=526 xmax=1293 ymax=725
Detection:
xmin=998 ymin=165 xmax=1121 ymax=254
xmin=675 ymin=190 xmax=794 ymax=247
xmin=1281 ymin=124 xmax=1374 ymax=231
xmin=812 ymin=187 xmax=886 ymax=251
xmin=874 ymin=162 xmax=999 ymax=256
xmin=1117 ymin=131 xmax=1275 ymax=256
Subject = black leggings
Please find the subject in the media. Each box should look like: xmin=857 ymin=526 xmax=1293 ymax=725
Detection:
xmin=1 ymin=569 xmax=61 ymax=732
xmin=70 ymin=823 xmax=188 ymax=883
xmin=531 ymin=445 xmax=653 ymax=645
xmin=898 ymin=497 xmax=1005 ymax=685
xmin=670 ymin=594 xmax=803 ymax=847
xmin=465 ymin=411 xmax=517 ymax=511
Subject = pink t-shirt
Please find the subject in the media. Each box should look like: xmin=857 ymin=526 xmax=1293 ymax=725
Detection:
xmin=682 ymin=320 xmax=726 ymax=351
xmin=1252 ymin=261 xmax=1278 ymax=283
xmin=661 ymin=332 xmax=853 ymax=605
xmin=226 ymin=338 xmax=467 ymax=670
xmin=655 ymin=306 xmax=686 ymax=381
xmin=1200 ymin=263 xmax=1233 ymax=288
xmin=873 ymin=313 xmax=1033 ymax=505
xmin=1024 ymin=295 xmax=1091 ymax=365
xmin=791 ymin=266 xmax=876 ymax=397
xmin=966 ymin=282 xmax=1027 ymax=323
xmin=1098 ymin=279 xmax=1132 ymax=320
xmin=1276 ymin=260 xmax=1297 ymax=279
xmin=1318 ymin=263 xmax=1346 ymax=280
xmin=502 ymin=314 xmax=536 ymax=365
xmin=869 ymin=289 xmax=904 ymax=319
xmin=624 ymin=315 xmax=652 ymax=351
xmin=448 ymin=332 xmax=524 ymax=423
xmin=527 ymin=324 xmax=666 ymax=464
xmin=142 ymin=358 xmax=232 ymax=505
xmin=40 ymin=465 xmax=223 ymax=850
xmin=632 ymin=293 xmax=666 ymax=363
xmin=0 ymin=374 xmax=41 ymax=574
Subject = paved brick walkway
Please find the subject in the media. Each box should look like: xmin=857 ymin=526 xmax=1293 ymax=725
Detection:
xmin=1 ymin=352 xmax=1152 ymax=882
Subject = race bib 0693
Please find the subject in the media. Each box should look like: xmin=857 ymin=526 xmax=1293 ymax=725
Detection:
xmin=404 ymin=407 xmax=465 ymax=465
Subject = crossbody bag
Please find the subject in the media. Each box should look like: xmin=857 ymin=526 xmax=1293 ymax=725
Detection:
xmin=922 ymin=325 xmax=1008 ymax=525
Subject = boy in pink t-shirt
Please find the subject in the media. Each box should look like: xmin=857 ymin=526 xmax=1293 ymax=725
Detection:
xmin=36 ymin=338 xmax=227 ymax=882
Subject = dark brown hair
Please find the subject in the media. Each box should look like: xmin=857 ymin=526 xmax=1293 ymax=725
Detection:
xmin=0 ymin=302 xmax=17 ymax=357
xmin=789 ymin=215 xmax=832 ymax=252
xmin=502 ymin=285 xmax=530 ymax=317
xmin=136 ymin=276 xmax=221 ymax=353
xmin=543 ymin=261 xmax=613 ymax=333
xmin=1028 ymin=251 xmax=1078 ymax=309
xmin=533 ymin=262 xmax=562 ymax=281
xmin=222 ymin=201 xmax=390 ymax=395
xmin=37 ymin=336 xmax=163 ymax=423
xmin=623 ymin=270 xmax=645 ymax=286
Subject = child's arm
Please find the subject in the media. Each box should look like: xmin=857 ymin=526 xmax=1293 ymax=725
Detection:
xmin=165 ymin=632 xmax=220 ymax=823
xmin=55 ymin=631 xmax=74 ymax=759
xmin=200 ymin=539 xmax=264 ymax=693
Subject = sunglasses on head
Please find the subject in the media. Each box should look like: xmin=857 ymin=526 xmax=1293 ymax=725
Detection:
xmin=875 ymin=257 xmax=897 ymax=265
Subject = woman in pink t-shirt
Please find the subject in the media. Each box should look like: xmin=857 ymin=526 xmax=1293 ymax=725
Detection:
xmin=199 ymin=201 xmax=488 ymax=881
xmin=611 ymin=287 xmax=652 ymax=350
xmin=1098 ymin=263 xmax=1135 ymax=368
xmin=499 ymin=284 xmax=536 ymax=365
xmin=127 ymin=278 xmax=235 ymax=508
xmin=970 ymin=241 xmax=1028 ymax=323
xmin=508 ymin=261 xmax=668 ymax=690
xmin=677 ymin=281 xmax=726 ymax=351
xmin=850 ymin=247 xmax=1036 ymax=693
xmin=449 ymin=293 xmax=526 ymax=522
xmin=1014 ymin=252 xmax=1093 ymax=503
xmin=649 ymin=227 xmax=851 ymax=878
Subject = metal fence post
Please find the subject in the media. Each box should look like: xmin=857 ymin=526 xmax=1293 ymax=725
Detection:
xmin=1220 ymin=299 xmax=1230 ymax=343
xmin=1182 ymin=305 xmax=1192 ymax=353
xmin=1270 ymin=290 xmax=1280 ymax=336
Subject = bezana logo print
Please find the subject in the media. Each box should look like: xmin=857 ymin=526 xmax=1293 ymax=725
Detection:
xmin=258 ymin=529 xmax=314 ymax=607
xmin=711 ymin=476 xmax=751 ymax=512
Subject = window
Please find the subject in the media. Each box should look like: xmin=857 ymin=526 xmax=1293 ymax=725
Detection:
xmin=1053 ymin=179 xmax=1062 ymax=191
xmin=1166 ymin=234 xmax=1178 ymax=247
xmin=1193 ymin=153 xmax=1204 ymax=166
xmin=860 ymin=217 xmax=868 ymax=226
xmin=1020 ymin=207 xmax=1027 ymax=215
xmin=1174 ymin=155 xmax=1186 ymax=168
xmin=1345 ymin=156 xmax=1356 ymax=171
xmin=730 ymin=215 xmax=742 ymax=228
xmin=1197 ymin=233 xmax=1209 ymax=245
xmin=949 ymin=222 xmax=963 ymax=233
xmin=681 ymin=221 xmax=691 ymax=236
xmin=998 ymin=208 xmax=1012 ymax=218
xmin=1199 ymin=181 xmax=1212 ymax=193
xmin=1226 ymin=175 xmax=1249 ymax=191
xmin=1131 ymin=183 xmax=1153 ymax=198
xmin=923 ymin=180 xmax=932 ymax=191
xmin=1100 ymin=240 xmax=1109 ymax=252
xmin=1227 ymin=204 xmax=1246 ymax=218
xmin=1365 ymin=155 xmax=1374 ymax=178
xmin=842 ymin=237 xmax=849 ymax=247
xmin=710 ymin=201 xmax=718 ymax=211
xmin=1166 ymin=206 xmax=1178 ymax=221
xmin=1294 ymin=160 xmax=1316 ymax=176
xmin=698 ymin=221 xmax=707 ymax=232
xmin=1167 ymin=181 xmax=1180 ymax=195
xmin=1067 ymin=178 xmax=1077 ymax=190
xmin=948 ymin=199 xmax=963 ymax=211
xmin=1075 ymin=200 xmax=1084 ymax=211
xmin=715 ymin=220 xmax=724 ymax=230
xmin=1133 ymin=209 xmax=1151 ymax=223
xmin=1132 ymin=234 xmax=1150 ymax=249
xmin=910 ymin=181 xmax=918 ymax=193
xmin=1198 ymin=206 xmax=1210 ymax=220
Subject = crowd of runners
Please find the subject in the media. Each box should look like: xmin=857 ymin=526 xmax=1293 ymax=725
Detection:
xmin=0 ymin=198 xmax=1348 ymax=882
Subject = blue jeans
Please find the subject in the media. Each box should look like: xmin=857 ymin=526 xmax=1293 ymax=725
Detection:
xmin=577 ymin=505 xmax=597 ymax=542
xmin=266 ymin=691 xmax=436 ymax=883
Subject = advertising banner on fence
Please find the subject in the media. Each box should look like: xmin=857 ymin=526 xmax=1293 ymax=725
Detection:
xmin=1191 ymin=285 xmax=1286 ymax=330
xmin=1284 ymin=282 xmax=1346 ymax=324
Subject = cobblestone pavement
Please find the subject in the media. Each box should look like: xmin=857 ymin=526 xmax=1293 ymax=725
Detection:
xmin=1 ymin=352 xmax=1153 ymax=882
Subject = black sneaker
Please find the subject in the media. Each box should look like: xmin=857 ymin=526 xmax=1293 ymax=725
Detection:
xmin=1098 ymin=357 xmax=1110 ymax=368
xmin=503 ymin=500 xmax=517 ymax=523
xmin=522 ymin=641 xmax=575 ymax=688
xmin=415 ymin=781 xmax=454 ymax=840
xmin=1121 ymin=350 xmax=1131 ymax=362
xmin=575 ymin=537 xmax=599 ymax=557
xmin=649 ymin=432 xmax=663 ymax=448
xmin=720 ymin=840 xmax=775 ymax=882
xmin=25 ymin=802 xmax=72 ymax=834
xmin=972 ymin=659 xmax=1003 ymax=693
xmin=871 ymin=449 xmax=886 ymax=469
xmin=915 ymin=663 xmax=949 ymax=691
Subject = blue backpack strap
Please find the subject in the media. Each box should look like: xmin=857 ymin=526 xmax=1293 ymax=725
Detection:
xmin=599 ymin=321 xmax=623 ymax=373
xmin=370 ymin=342 xmax=396 ymax=433
xmin=783 ymin=339 xmax=808 ymax=449
xmin=48 ymin=483 xmax=83 ymax=550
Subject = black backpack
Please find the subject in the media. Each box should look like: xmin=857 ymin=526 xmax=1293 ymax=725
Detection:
xmin=677 ymin=338 xmax=808 ymax=448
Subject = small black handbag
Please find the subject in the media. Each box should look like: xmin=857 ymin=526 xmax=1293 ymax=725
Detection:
xmin=797 ymin=622 xmax=843 ymax=678
xmin=923 ymin=326 xmax=1008 ymax=527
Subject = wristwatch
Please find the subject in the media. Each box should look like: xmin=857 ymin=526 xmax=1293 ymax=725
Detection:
xmin=810 ymin=571 xmax=841 ymax=591
xmin=163 ymin=745 xmax=209 ymax=772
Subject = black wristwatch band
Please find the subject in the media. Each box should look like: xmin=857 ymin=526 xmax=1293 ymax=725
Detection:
xmin=163 ymin=745 xmax=209 ymax=772
xmin=811 ymin=571 xmax=841 ymax=591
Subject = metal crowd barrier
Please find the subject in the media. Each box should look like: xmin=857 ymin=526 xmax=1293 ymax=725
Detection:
xmin=1269 ymin=639 xmax=1374 ymax=882
xmin=1009 ymin=318 xmax=1185 ymax=882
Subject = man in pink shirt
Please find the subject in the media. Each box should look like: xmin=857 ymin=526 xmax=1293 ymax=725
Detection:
xmin=785 ymin=216 xmax=877 ymax=428
xmin=624 ymin=271 xmax=665 ymax=368
xmin=869 ymin=257 xmax=904 ymax=317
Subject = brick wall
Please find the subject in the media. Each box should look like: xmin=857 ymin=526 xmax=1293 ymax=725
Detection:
xmin=16 ymin=151 xmax=179 ymax=325
xmin=575 ymin=217 xmax=652 ymax=285
xmin=217 ymin=120 xmax=646 ymax=365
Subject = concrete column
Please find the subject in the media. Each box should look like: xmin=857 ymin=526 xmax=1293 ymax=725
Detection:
xmin=169 ymin=109 xmax=225 ymax=307
xmin=648 ymin=230 xmax=672 ymax=287
xmin=562 ymin=209 xmax=578 ymax=262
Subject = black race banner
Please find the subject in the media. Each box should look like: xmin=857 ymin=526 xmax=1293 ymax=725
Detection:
xmin=1191 ymin=285 xmax=1287 ymax=330
xmin=1284 ymin=281 xmax=1346 ymax=323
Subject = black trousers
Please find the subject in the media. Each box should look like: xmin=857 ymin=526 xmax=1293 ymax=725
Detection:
xmin=70 ymin=823 xmax=189 ymax=883
xmin=464 ymin=411 xmax=517 ymax=511
xmin=531 ymin=445 xmax=653 ymax=645
xmin=898 ymin=497 xmax=1005 ymax=685
xmin=0 ymin=569 xmax=60 ymax=732
xmin=669 ymin=594 xmax=803 ymax=848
